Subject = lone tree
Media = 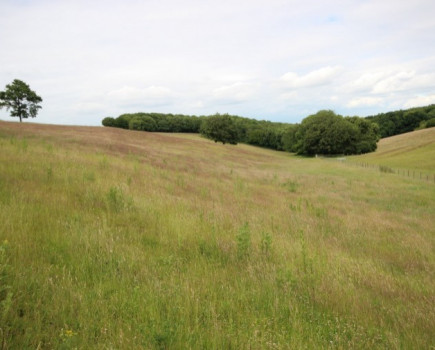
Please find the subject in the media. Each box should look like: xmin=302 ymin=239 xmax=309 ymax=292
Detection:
xmin=0 ymin=79 xmax=43 ymax=122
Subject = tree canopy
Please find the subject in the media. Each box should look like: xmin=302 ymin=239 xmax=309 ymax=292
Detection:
xmin=102 ymin=117 xmax=116 ymax=127
xmin=129 ymin=115 xmax=157 ymax=131
xmin=425 ymin=118 xmax=435 ymax=128
xmin=0 ymin=79 xmax=42 ymax=122
xmin=200 ymin=113 xmax=240 ymax=144
xmin=366 ymin=104 xmax=435 ymax=137
xmin=286 ymin=110 xmax=379 ymax=156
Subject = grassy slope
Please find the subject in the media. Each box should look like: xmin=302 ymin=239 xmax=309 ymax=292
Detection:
xmin=349 ymin=127 xmax=435 ymax=173
xmin=0 ymin=121 xmax=434 ymax=349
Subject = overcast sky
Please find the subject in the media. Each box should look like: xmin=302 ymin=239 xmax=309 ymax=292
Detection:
xmin=1 ymin=0 xmax=434 ymax=125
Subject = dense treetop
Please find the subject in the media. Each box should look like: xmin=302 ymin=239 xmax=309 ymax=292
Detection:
xmin=366 ymin=104 xmax=435 ymax=138
xmin=284 ymin=110 xmax=379 ymax=156
xmin=200 ymin=114 xmax=239 ymax=145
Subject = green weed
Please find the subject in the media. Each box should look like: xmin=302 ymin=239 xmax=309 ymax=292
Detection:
xmin=236 ymin=222 xmax=251 ymax=259
xmin=282 ymin=179 xmax=299 ymax=192
xmin=260 ymin=231 xmax=272 ymax=256
xmin=106 ymin=185 xmax=133 ymax=212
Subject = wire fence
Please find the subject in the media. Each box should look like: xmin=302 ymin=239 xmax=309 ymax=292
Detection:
xmin=316 ymin=155 xmax=435 ymax=184
xmin=344 ymin=160 xmax=435 ymax=184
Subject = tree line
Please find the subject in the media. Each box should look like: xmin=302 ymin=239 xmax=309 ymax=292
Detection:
xmin=366 ymin=104 xmax=435 ymax=138
xmin=102 ymin=113 xmax=203 ymax=133
xmin=102 ymin=110 xmax=382 ymax=155
xmin=101 ymin=104 xmax=434 ymax=155
xmin=102 ymin=112 xmax=293 ymax=150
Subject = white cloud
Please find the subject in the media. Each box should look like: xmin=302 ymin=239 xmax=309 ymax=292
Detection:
xmin=73 ymin=102 xmax=106 ymax=113
xmin=280 ymin=66 xmax=341 ymax=89
xmin=404 ymin=95 xmax=435 ymax=109
xmin=371 ymin=70 xmax=416 ymax=94
xmin=1 ymin=0 xmax=435 ymax=125
xmin=348 ymin=66 xmax=435 ymax=95
xmin=348 ymin=71 xmax=389 ymax=93
xmin=107 ymin=86 xmax=175 ymax=103
xmin=347 ymin=97 xmax=383 ymax=108
xmin=212 ymin=82 xmax=259 ymax=104
xmin=279 ymin=91 xmax=299 ymax=101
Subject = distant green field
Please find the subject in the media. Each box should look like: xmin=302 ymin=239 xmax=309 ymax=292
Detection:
xmin=0 ymin=121 xmax=434 ymax=349
xmin=349 ymin=127 xmax=435 ymax=173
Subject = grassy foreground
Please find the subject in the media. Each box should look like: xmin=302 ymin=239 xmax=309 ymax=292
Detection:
xmin=0 ymin=121 xmax=434 ymax=349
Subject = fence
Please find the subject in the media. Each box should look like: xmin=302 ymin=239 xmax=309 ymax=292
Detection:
xmin=344 ymin=160 xmax=435 ymax=184
xmin=316 ymin=156 xmax=435 ymax=184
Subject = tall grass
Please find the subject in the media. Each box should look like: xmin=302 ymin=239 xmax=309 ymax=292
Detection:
xmin=0 ymin=122 xmax=434 ymax=348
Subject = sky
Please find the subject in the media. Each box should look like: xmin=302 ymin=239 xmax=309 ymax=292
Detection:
xmin=1 ymin=0 xmax=435 ymax=126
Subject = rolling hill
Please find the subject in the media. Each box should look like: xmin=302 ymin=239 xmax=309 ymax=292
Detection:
xmin=350 ymin=127 xmax=435 ymax=173
xmin=0 ymin=121 xmax=434 ymax=349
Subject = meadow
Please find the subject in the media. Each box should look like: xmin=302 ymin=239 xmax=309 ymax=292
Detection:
xmin=0 ymin=121 xmax=434 ymax=349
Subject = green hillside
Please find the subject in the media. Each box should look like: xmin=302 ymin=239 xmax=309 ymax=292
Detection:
xmin=349 ymin=127 xmax=435 ymax=173
xmin=0 ymin=121 xmax=434 ymax=349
